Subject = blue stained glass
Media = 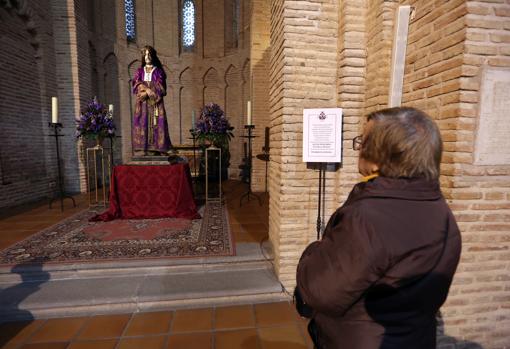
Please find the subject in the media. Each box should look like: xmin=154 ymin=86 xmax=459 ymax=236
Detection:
xmin=182 ymin=0 xmax=195 ymax=48
xmin=125 ymin=0 xmax=136 ymax=41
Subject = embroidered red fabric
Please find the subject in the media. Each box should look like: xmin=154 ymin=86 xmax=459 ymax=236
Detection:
xmin=90 ymin=164 xmax=200 ymax=222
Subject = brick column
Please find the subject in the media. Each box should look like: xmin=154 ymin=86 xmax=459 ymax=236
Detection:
xmin=249 ymin=0 xmax=271 ymax=192
xmin=269 ymin=0 xmax=339 ymax=289
xmin=51 ymin=0 xmax=92 ymax=193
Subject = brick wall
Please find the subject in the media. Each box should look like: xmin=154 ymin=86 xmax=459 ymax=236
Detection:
xmin=2 ymin=2 xmax=509 ymax=346
xmin=436 ymin=1 xmax=509 ymax=347
xmin=269 ymin=0 xmax=510 ymax=347
xmin=365 ymin=0 xmax=398 ymax=114
xmin=0 ymin=1 xmax=56 ymax=209
xmin=334 ymin=0 xmax=368 ymax=212
xmin=250 ymin=0 xmax=271 ymax=192
xmin=268 ymin=0 xmax=339 ymax=287
xmin=268 ymin=0 xmax=285 ymax=276
xmin=396 ymin=0 xmax=510 ymax=346
xmin=50 ymin=0 xmax=95 ymax=194
xmin=0 ymin=0 xmax=123 ymax=208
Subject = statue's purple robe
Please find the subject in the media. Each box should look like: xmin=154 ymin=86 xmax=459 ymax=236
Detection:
xmin=131 ymin=66 xmax=171 ymax=152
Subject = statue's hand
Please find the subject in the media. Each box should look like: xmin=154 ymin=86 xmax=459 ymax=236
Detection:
xmin=137 ymin=91 xmax=148 ymax=101
xmin=146 ymin=89 xmax=156 ymax=99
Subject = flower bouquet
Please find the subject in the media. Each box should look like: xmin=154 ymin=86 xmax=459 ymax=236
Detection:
xmin=76 ymin=97 xmax=115 ymax=146
xmin=194 ymin=103 xmax=234 ymax=180
xmin=194 ymin=103 xmax=234 ymax=148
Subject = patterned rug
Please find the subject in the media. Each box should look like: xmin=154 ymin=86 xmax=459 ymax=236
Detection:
xmin=0 ymin=202 xmax=234 ymax=266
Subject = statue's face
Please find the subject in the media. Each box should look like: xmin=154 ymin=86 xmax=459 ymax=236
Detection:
xmin=144 ymin=50 xmax=152 ymax=65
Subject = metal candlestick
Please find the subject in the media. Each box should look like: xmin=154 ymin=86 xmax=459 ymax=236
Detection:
xmin=48 ymin=122 xmax=76 ymax=212
xmin=189 ymin=128 xmax=198 ymax=178
xmin=240 ymin=125 xmax=262 ymax=206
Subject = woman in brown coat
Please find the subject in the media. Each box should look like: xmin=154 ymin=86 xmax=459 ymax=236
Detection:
xmin=296 ymin=107 xmax=461 ymax=349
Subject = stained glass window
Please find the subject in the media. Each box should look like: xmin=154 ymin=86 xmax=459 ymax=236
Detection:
xmin=125 ymin=0 xmax=136 ymax=41
xmin=182 ymin=0 xmax=195 ymax=49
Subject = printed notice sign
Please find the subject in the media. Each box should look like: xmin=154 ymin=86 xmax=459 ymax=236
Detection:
xmin=303 ymin=108 xmax=342 ymax=163
xmin=474 ymin=67 xmax=510 ymax=165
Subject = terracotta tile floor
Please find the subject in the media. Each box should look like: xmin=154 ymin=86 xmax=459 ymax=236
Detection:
xmin=1 ymin=181 xmax=313 ymax=348
xmin=0 ymin=304 xmax=313 ymax=349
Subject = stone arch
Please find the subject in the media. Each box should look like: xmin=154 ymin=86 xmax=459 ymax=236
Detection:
xmin=180 ymin=66 xmax=193 ymax=84
xmin=161 ymin=64 xmax=172 ymax=124
xmin=127 ymin=59 xmax=140 ymax=125
xmin=224 ymin=64 xmax=243 ymax=177
xmin=102 ymin=52 xmax=121 ymax=163
xmin=225 ymin=64 xmax=241 ymax=113
xmin=203 ymin=67 xmax=220 ymax=107
xmin=179 ymin=67 xmax=194 ymax=144
xmin=157 ymin=63 xmax=172 ymax=103
xmin=128 ymin=59 xmax=140 ymax=79
xmin=89 ymin=41 xmax=99 ymax=99
xmin=103 ymin=52 xmax=120 ymax=124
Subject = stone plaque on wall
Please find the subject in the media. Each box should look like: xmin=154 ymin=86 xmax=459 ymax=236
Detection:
xmin=474 ymin=67 xmax=510 ymax=165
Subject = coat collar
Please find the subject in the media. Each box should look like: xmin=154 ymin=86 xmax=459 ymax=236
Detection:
xmin=351 ymin=176 xmax=442 ymax=202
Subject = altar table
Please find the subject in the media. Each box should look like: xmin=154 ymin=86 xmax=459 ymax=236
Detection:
xmin=91 ymin=163 xmax=200 ymax=222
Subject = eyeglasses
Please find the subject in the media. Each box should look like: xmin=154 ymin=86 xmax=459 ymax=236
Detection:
xmin=352 ymin=135 xmax=363 ymax=151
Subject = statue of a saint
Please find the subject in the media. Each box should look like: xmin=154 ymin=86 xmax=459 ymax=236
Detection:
xmin=132 ymin=45 xmax=171 ymax=155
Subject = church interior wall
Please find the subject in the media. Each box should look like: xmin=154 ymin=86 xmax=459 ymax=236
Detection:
xmin=0 ymin=1 xmax=58 ymax=209
xmin=267 ymin=0 xmax=285 ymax=278
xmin=249 ymin=0 xmax=271 ymax=193
xmin=0 ymin=0 xmax=123 ymax=208
xmin=0 ymin=0 xmax=509 ymax=346
xmin=268 ymin=0 xmax=510 ymax=346
xmin=267 ymin=0 xmax=341 ymax=287
xmin=401 ymin=0 xmax=510 ymax=344
xmin=333 ymin=0 xmax=368 ymax=214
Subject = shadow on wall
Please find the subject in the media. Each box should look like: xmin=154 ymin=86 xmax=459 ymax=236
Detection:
xmin=436 ymin=311 xmax=484 ymax=349
xmin=0 ymin=262 xmax=50 ymax=346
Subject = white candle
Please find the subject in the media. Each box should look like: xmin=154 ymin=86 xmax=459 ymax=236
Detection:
xmin=192 ymin=110 xmax=196 ymax=129
xmin=247 ymin=101 xmax=252 ymax=125
xmin=108 ymin=104 xmax=114 ymax=117
xmin=51 ymin=97 xmax=58 ymax=124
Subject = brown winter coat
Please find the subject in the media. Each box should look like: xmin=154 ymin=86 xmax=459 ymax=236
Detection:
xmin=296 ymin=177 xmax=461 ymax=349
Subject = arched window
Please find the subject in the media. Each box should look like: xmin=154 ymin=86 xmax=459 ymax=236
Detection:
xmin=233 ymin=0 xmax=240 ymax=46
xmin=225 ymin=0 xmax=240 ymax=49
xmin=181 ymin=0 xmax=195 ymax=50
xmin=125 ymin=0 xmax=136 ymax=42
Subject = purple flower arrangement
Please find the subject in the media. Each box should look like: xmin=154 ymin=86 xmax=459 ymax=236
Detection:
xmin=75 ymin=98 xmax=115 ymax=140
xmin=194 ymin=103 xmax=234 ymax=148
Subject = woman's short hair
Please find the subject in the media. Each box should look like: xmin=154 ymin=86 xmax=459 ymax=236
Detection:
xmin=361 ymin=107 xmax=443 ymax=180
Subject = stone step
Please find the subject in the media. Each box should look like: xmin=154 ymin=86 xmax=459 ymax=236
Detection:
xmin=0 ymin=242 xmax=289 ymax=322
xmin=0 ymin=265 xmax=288 ymax=322
xmin=0 ymin=242 xmax=272 ymax=283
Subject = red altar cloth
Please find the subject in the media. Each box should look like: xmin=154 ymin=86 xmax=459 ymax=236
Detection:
xmin=91 ymin=164 xmax=200 ymax=222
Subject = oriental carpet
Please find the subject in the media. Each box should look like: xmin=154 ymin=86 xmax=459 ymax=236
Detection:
xmin=0 ymin=201 xmax=233 ymax=266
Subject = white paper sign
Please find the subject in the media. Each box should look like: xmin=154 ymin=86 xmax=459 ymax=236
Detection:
xmin=303 ymin=108 xmax=342 ymax=163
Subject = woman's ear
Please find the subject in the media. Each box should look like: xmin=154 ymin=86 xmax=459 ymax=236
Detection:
xmin=371 ymin=163 xmax=380 ymax=174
